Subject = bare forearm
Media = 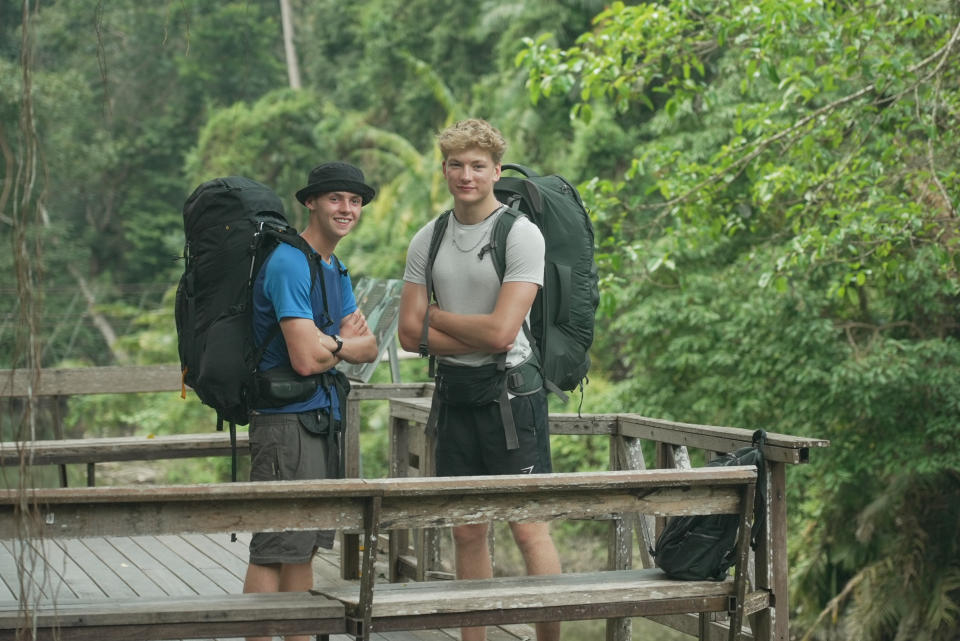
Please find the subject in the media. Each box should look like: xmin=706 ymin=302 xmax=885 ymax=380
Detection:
xmin=421 ymin=325 xmax=478 ymax=356
xmin=429 ymin=308 xmax=513 ymax=353
xmin=337 ymin=333 xmax=378 ymax=364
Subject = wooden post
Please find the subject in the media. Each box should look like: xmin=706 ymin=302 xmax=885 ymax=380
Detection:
xmin=414 ymin=409 xmax=440 ymax=582
xmin=358 ymin=495 xmax=382 ymax=641
xmin=728 ymin=482 xmax=756 ymax=641
xmin=341 ymin=396 xmax=362 ymax=579
xmin=388 ymin=412 xmax=410 ymax=582
xmin=53 ymin=395 xmax=68 ymax=487
xmin=752 ymin=461 xmax=787 ymax=641
xmin=606 ymin=434 xmax=632 ymax=641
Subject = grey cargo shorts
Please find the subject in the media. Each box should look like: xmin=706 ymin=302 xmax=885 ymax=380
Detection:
xmin=247 ymin=410 xmax=335 ymax=565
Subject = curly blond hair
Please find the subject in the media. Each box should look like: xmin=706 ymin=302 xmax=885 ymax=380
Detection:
xmin=436 ymin=118 xmax=507 ymax=163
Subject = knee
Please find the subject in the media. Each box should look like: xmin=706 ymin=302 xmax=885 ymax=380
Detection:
xmin=452 ymin=523 xmax=489 ymax=548
xmin=510 ymin=522 xmax=552 ymax=554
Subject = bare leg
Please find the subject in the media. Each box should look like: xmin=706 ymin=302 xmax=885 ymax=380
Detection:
xmin=510 ymin=521 xmax=561 ymax=641
xmin=453 ymin=522 xmax=492 ymax=641
xmin=243 ymin=562 xmax=280 ymax=641
xmin=243 ymin=560 xmax=315 ymax=641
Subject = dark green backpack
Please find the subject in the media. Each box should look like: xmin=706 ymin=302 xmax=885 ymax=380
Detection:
xmin=492 ymin=165 xmax=599 ymax=400
xmin=422 ymin=164 xmax=598 ymax=402
xmin=652 ymin=430 xmax=768 ymax=581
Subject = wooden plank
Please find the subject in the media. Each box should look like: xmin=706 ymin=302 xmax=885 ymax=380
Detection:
xmin=618 ymin=414 xmax=829 ymax=464
xmin=4 ymin=468 xmax=758 ymax=503
xmin=0 ymin=433 xmax=246 ymax=467
xmin=6 ymin=538 xmax=88 ymax=600
xmin=349 ymin=596 xmax=735 ymax=634
xmin=0 ymin=471 xmax=755 ymax=540
xmin=186 ymin=534 xmax=249 ymax=582
xmin=57 ymin=539 xmax=135 ymax=598
xmin=0 ymin=366 xmax=184 ymax=397
xmin=78 ymin=537 xmax=168 ymax=598
xmin=488 ymin=623 xmax=536 ymax=640
xmin=324 ymin=569 xmax=736 ymax=618
xmin=0 ymin=365 xmax=432 ymax=400
xmin=387 ymin=399 xmax=622 ymax=437
xmin=646 ymin=613 xmax=756 ymax=641
xmin=43 ymin=539 xmax=104 ymax=599
xmin=105 ymin=537 xmax=195 ymax=597
xmin=126 ymin=536 xmax=225 ymax=596
xmin=0 ymin=541 xmax=27 ymax=601
xmin=152 ymin=535 xmax=240 ymax=593
xmin=0 ymin=592 xmax=345 ymax=639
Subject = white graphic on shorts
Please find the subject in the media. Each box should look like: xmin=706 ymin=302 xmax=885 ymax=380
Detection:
xmin=519 ymin=465 xmax=535 ymax=474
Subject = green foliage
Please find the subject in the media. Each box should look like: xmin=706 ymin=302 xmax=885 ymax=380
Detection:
xmin=521 ymin=0 xmax=960 ymax=637
xmin=8 ymin=2 xmax=960 ymax=637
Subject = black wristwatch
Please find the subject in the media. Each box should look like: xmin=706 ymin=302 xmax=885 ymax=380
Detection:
xmin=331 ymin=334 xmax=344 ymax=355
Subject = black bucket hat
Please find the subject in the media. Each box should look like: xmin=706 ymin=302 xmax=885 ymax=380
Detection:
xmin=295 ymin=161 xmax=376 ymax=205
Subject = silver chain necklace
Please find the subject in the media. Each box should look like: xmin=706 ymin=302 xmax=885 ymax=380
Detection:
xmin=449 ymin=206 xmax=503 ymax=254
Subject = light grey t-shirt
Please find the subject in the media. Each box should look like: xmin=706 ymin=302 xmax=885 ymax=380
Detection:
xmin=403 ymin=207 xmax=545 ymax=367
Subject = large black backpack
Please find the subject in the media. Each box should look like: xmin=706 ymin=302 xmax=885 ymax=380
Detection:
xmin=652 ymin=430 xmax=768 ymax=580
xmin=422 ymin=164 xmax=599 ymax=402
xmin=492 ymin=164 xmax=599 ymax=399
xmin=175 ymin=176 xmax=317 ymax=428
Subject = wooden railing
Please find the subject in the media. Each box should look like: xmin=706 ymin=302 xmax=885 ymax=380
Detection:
xmin=388 ymin=397 xmax=827 ymax=641
xmin=0 ymin=365 xmax=433 ymax=581
xmin=0 ymin=365 xmax=432 ymax=488
xmin=0 ymin=366 xmax=829 ymax=641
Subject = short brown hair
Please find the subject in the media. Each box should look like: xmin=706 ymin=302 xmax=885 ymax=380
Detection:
xmin=436 ymin=118 xmax=507 ymax=164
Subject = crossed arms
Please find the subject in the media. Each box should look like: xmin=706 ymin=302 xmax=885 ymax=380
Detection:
xmin=397 ymin=280 xmax=538 ymax=357
xmin=282 ymin=310 xmax=378 ymax=376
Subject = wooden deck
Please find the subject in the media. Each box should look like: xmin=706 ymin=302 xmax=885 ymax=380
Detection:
xmin=0 ymin=533 xmax=532 ymax=641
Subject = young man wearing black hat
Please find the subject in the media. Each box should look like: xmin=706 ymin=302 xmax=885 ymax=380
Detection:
xmin=242 ymin=162 xmax=378 ymax=641
xmin=398 ymin=119 xmax=561 ymax=641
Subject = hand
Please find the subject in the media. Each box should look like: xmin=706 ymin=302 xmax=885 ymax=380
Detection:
xmin=340 ymin=310 xmax=370 ymax=338
xmin=427 ymin=303 xmax=441 ymax=327
xmin=316 ymin=329 xmax=338 ymax=353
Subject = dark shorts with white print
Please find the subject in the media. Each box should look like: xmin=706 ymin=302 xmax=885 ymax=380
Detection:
xmin=435 ymin=387 xmax=552 ymax=477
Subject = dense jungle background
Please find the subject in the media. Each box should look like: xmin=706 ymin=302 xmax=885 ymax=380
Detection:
xmin=3 ymin=1 xmax=959 ymax=639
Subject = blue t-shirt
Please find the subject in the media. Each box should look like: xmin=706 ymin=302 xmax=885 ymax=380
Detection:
xmin=252 ymin=242 xmax=357 ymax=416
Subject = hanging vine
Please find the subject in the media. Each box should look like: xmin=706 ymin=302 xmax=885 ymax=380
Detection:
xmin=9 ymin=1 xmax=50 ymax=638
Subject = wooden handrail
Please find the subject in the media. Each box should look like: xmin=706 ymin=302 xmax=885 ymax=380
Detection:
xmin=0 ymin=366 xmax=433 ymax=398
xmin=0 ymin=467 xmax=756 ymax=540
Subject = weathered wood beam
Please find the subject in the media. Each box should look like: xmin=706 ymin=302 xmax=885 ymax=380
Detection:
xmin=0 ymin=433 xmax=244 ymax=466
xmin=617 ymin=414 xmax=829 ymax=464
xmin=0 ymin=366 xmax=432 ymax=399
xmin=0 ymin=469 xmax=756 ymax=540
xmin=0 ymin=592 xmax=345 ymax=641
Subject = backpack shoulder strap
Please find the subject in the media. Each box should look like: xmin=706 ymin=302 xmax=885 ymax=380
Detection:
xmin=749 ymin=429 xmax=769 ymax=548
xmin=482 ymin=206 xmax=522 ymax=283
xmin=255 ymin=229 xmax=332 ymax=367
xmin=420 ymin=211 xmax=452 ymax=359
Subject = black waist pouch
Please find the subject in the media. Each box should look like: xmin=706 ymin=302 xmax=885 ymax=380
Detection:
xmin=255 ymin=366 xmax=320 ymax=408
xmin=436 ymin=362 xmax=504 ymax=406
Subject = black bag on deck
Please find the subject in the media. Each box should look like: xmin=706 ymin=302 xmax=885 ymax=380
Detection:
xmin=175 ymin=176 xmax=319 ymax=427
xmin=652 ymin=430 xmax=768 ymax=580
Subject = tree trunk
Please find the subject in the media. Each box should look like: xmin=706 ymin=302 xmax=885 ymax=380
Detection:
xmin=279 ymin=0 xmax=302 ymax=89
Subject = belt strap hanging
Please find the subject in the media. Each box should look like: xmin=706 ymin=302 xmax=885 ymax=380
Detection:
xmin=497 ymin=353 xmax=519 ymax=450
